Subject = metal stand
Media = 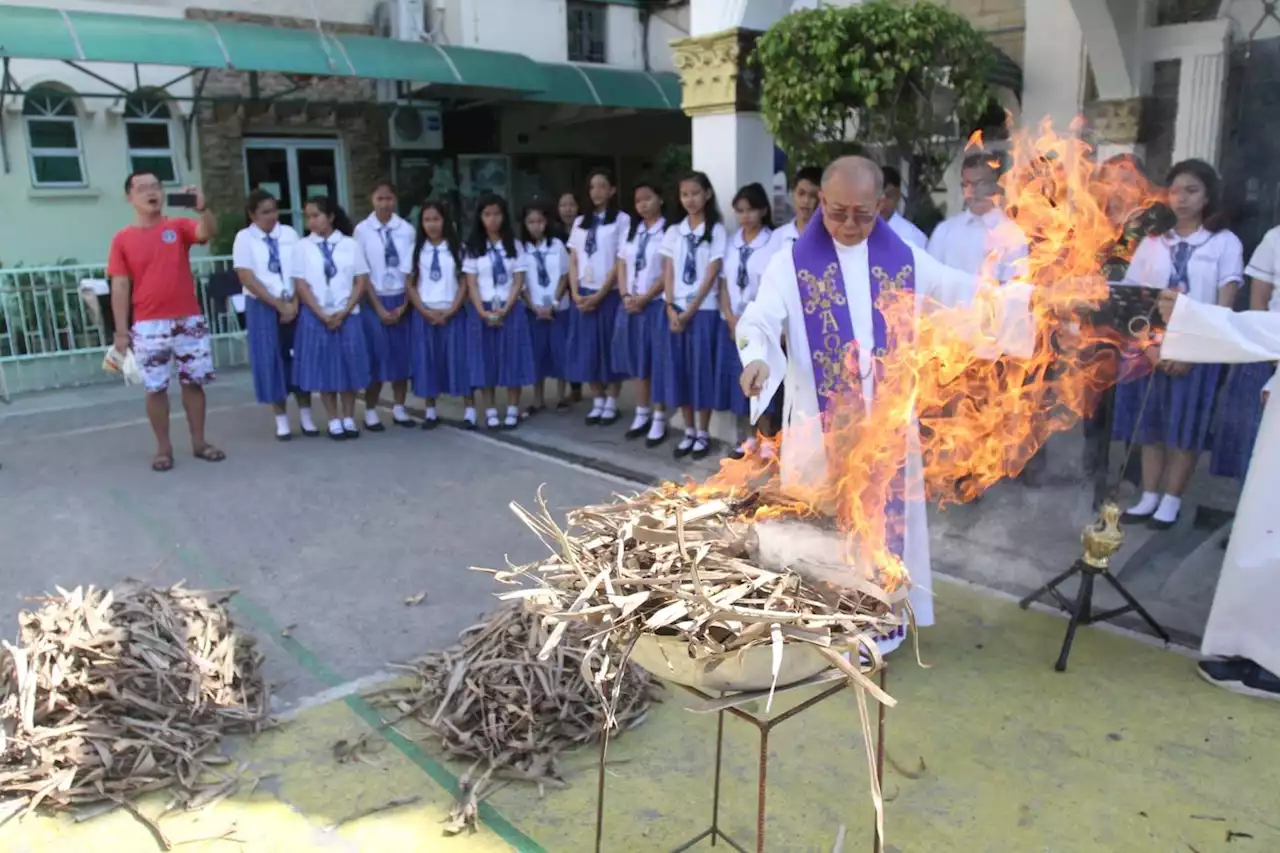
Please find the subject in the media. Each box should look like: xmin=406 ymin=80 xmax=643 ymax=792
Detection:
xmin=594 ymin=667 xmax=889 ymax=853
xmin=1018 ymin=558 xmax=1170 ymax=671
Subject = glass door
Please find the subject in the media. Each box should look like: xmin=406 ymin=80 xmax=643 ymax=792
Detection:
xmin=243 ymin=139 xmax=347 ymax=230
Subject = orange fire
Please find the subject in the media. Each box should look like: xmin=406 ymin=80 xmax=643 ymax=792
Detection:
xmin=683 ymin=121 xmax=1166 ymax=590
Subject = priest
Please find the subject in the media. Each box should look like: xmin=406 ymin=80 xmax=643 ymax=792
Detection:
xmin=1157 ymin=289 xmax=1280 ymax=700
xmin=735 ymin=157 xmax=1036 ymax=656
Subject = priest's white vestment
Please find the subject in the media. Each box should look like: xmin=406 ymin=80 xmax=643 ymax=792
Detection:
xmin=737 ymin=235 xmax=1033 ymax=653
xmin=1162 ymin=296 xmax=1280 ymax=676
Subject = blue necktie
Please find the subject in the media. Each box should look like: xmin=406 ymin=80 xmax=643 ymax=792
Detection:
xmin=682 ymin=232 xmax=698 ymax=286
xmin=533 ymin=248 xmax=550 ymax=288
xmin=585 ymin=214 xmax=601 ymax=257
xmin=429 ymin=245 xmax=442 ymax=281
xmin=1168 ymin=241 xmax=1193 ymax=293
xmin=636 ymin=229 xmax=650 ymax=273
xmin=491 ymin=245 xmax=508 ymax=286
xmin=319 ymin=239 xmax=337 ymax=282
xmin=265 ymin=234 xmax=281 ymax=276
xmin=737 ymin=244 xmax=753 ymax=290
xmin=382 ymin=227 xmax=399 ymax=268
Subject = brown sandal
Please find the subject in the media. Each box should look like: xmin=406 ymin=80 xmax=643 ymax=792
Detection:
xmin=151 ymin=452 xmax=174 ymax=472
xmin=192 ymin=444 xmax=226 ymax=463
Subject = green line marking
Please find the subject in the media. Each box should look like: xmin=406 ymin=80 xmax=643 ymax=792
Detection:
xmin=111 ymin=489 xmax=547 ymax=853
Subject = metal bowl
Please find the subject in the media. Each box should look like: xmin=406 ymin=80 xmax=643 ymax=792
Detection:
xmin=630 ymin=632 xmax=833 ymax=693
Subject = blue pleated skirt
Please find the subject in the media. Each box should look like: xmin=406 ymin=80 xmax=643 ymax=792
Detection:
xmin=654 ymin=308 xmax=718 ymax=410
xmin=464 ymin=302 xmax=535 ymax=390
xmin=1111 ymin=361 xmax=1223 ymax=451
xmin=361 ymin=292 xmax=412 ymax=383
xmin=713 ymin=317 xmax=750 ymax=416
xmin=410 ymin=308 xmax=470 ymax=400
xmin=1209 ymin=361 xmax=1275 ymax=479
xmin=246 ymin=296 xmax=298 ymax=404
xmin=528 ymin=307 xmax=562 ymax=382
xmin=565 ymin=289 xmax=624 ymax=384
xmin=611 ymin=299 xmax=664 ymax=380
xmin=293 ymin=305 xmax=372 ymax=393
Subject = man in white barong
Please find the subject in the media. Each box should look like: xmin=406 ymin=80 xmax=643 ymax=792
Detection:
xmin=1157 ymin=289 xmax=1280 ymax=699
xmin=735 ymin=157 xmax=1036 ymax=656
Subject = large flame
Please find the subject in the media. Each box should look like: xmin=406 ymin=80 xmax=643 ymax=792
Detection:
xmin=684 ymin=120 xmax=1166 ymax=591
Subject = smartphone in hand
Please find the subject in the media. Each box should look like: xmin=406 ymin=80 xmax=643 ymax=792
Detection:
xmin=167 ymin=192 xmax=198 ymax=209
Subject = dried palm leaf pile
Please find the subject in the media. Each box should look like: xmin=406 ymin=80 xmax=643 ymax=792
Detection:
xmin=362 ymin=603 xmax=658 ymax=834
xmin=0 ymin=583 xmax=269 ymax=823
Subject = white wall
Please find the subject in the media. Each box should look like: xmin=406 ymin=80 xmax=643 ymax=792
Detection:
xmin=451 ymin=0 xmax=568 ymax=62
xmin=93 ymin=0 xmax=384 ymax=26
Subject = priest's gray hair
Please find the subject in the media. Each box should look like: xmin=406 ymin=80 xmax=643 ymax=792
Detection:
xmin=821 ymin=157 xmax=884 ymax=194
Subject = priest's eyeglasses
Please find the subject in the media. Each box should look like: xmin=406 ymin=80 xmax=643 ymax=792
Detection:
xmin=824 ymin=207 xmax=878 ymax=226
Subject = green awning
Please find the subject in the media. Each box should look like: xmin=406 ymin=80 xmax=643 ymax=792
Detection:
xmin=335 ymin=35 xmax=548 ymax=93
xmin=530 ymin=63 xmax=681 ymax=111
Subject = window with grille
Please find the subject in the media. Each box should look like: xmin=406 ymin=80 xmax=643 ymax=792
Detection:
xmin=22 ymin=85 xmax=86 ymax=188
xmin=567 ymin=1 xmax=606 ymax=64
xmin=125 ymin=94 xmax=178 ymax=185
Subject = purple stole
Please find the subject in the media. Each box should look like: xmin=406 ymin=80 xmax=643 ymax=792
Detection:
xmin=791 ymin=212 xmax=914 ymax=564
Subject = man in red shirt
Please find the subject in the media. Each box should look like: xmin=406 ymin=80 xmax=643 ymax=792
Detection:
xmin=109 ymin=172 xmax=223 ymax=471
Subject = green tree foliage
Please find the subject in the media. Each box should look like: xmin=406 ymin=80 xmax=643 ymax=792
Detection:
xmin=754 ymin=0 xmax=1001 ymax=207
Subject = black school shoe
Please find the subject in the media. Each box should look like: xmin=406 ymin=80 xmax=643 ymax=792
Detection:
xmin=1146 ymin=514 xmax=1178 ymax=531
xmin=365 ymin=421 xmax=386 ymax=433
xmin=691 ymin=436 xmax=711 ymax=460
xmin=344 ymin=427 xmax=361 ymax=439
xmin=421 ymin=417 xmax=439 ymax=431
xmin=673 ymin=434 xmax=696 ymax=459
xmin=1197 ymin=659 xmax=1280 ymax=700
xmin=625 ymin=420 xmax=651 ymax=440
xmin=598 ymin=409 xmax=620 ymax=426
xmin=301 ymin=427 xmax=320 ymax=438
xmin=394 ymin=417 xmax=416 ymax=429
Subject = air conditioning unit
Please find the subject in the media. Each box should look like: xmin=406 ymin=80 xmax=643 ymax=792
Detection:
xmin=388 ymin=105 xmax=443 ymax=150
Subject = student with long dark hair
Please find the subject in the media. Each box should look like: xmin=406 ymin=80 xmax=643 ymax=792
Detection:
xmin=462 ymin=194 xmax=533 ymax=429
xmin=520 ymin=201 xmax=571 ymax=413
xmin=566 ymin=168 xmax=630 ymax=425
xmin=613 ymin=181 xmax=668 ymax=440
xmin=233 ymin=190 xmax=316 ymax=439
xmin=1114 ymin=158 xmax=1244 ymax=528
xmin=717 ymin=182 xmax=774 ymax=458
xmin=406 ymin=200 xmax=470 ymax=429
xmin=354 ymin=180 xmax=416 ymax=430
xmin=655 ymin=171 xmax=726 ymax=459
xmin=291 ymin=196 xmax=372 ymax=439
xmin=555 ymin=191 xmax=579 ymax=242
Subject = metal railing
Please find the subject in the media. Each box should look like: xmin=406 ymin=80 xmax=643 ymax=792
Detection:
xmin=0 ymin=256 xmax=248 ymax=397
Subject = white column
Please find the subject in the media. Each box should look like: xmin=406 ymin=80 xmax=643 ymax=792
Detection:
xmin=1172 ymin=51 xmax=1228 ymax=166
xmin=1022 ymin=0 xmax=1085 ymax=134
xmin=692 ymin=113 xmax=775 ymax=224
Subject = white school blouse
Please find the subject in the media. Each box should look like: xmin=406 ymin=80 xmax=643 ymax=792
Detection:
xmin=462 ymin=241 xmax=526 ymax=305
xmin=618 ymin=218 xmax=666 ymax=298
xmin=523 ymin=238 xmax=570 ymax=310
xmin=415 ymin=241 xmax=461 ymax=310
xmin=291 ymin=232 xmax=369 ymax=314
xmin=232 ymin=223 xmax=300 ymax=300
xmin=1123 ymin=228 xmax=1244 ymax=304
xmin=721 ymin=227 xmax=774 ymax=317
xmin=659 ymin=219 xmax=727 ymax=312
xmin=1245 ymin=225 xmax=1280 ymax=310
xmin=354 ymin=213 xmax=415 ymax=296
xmin=926 ymin=208 xmax=1028 ymax=283
xmin=568 ymin=210 xmax=631 ymax=289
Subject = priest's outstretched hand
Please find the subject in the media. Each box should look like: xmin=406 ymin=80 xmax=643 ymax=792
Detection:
xmin=740 ymin=360 xmax=769 ymax=397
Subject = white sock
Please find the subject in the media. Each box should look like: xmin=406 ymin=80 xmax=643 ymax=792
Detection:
xmin=393 ymin=404 xmax=408 ymax=421
xmin=1127 ymin=491 xmax=1160 ymax=517
xmin=694 ymin=430 xmax=709 ymax=448
xmin=299 ymin=407 xmax=316 ymax=431
xmin=505 ymin=405 xmax=520 ymax=425
xmin=630 ymin=407 xmax=651 ymax=431
xmin=426 ymin=406 xmax=438 ymax=420
xmin=588 ymin=396 xmax=605 ymax=417
xmin=365 ymin=408 xmax=381 ymax=427
xmin=647 ymin=413 xmax=666 ymax=441
xmin=274 ymin=414 xmax=290 ymax=436
xmin=485 ymin=407 xmax=499 ymax=425
xmin=739 ymin=436 xmax=758 ymax=453
xmin=464 ymin=406 xmax=477 ymax=425
xmin=677 ymin=428 xmax=696 ymax=450
xmin=602 ymin=397 xmax=617 ymax=415
xmin=328 ymin=418 xmax=344 ymax=435
xmin=343 ymin=417 xmax=357 ymax=431
xmin=1154 ymin=494 xmax=1182 ymax=524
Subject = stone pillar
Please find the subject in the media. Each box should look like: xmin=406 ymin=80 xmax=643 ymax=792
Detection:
xmin=1084 ymin=97 xmax=1146 ymax=163
xmin=1022 ymin=0 xmax=1085 ymax=134
xmin=1172 ymin=51 xmax=1228 ymax=166
xmin=671 ymin=28 xmax=773 ymax=224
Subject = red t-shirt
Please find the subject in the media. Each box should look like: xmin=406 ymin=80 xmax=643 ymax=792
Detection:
xmin=107 ymin=218 xmax=205 ymax=323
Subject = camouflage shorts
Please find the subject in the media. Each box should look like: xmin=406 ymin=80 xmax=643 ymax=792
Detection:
xmin=131 ymin=315 xmax=215 ymax=393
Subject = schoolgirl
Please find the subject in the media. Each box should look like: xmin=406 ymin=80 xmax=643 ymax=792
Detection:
xmin=354 ymin=180 xmax=416 ymax=430
xmin=716 ymin=183 xmax=774 ymax=458
xmin=1211 ymin=222 xmax=1280 ymax=480
xmin=406 ymin=201 xmax=471 ymax=430
xmin=612 ymin=181 xmax=668 ymax=441
xmin=520 ymin=202 xmax=571 ymax=413
xmin=655 ymin=171 xmax=727 ymax=459
xmin=462 ymin=194 xmax=534 ymax=430
xmin=566 ymin=168 xmax=631 ymax=425
xmin=291 ymin=197 xmax=373 ymax=440
xmin=232 ymin=189 xmax=315 ymax=440
xmin=1114 ymin=159 xmax=1244 ymax=528
xmin=555 ymin=191 xmax=580 ymax=242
